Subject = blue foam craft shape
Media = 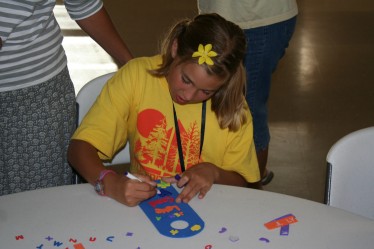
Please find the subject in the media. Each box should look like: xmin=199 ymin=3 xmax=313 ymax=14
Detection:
xmin=139 ymin=181 xmax=205 ymax=238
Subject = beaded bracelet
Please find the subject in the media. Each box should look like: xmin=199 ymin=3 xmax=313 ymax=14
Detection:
xmin=94 ymin=169 xmax=117 ymax=196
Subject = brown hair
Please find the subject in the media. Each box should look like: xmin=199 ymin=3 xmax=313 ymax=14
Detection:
xmin=150 ymin=13 xmax=248 ymax=132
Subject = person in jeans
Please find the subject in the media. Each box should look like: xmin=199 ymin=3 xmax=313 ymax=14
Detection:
xmin=198 ymin=0 xmax=298 ymax=185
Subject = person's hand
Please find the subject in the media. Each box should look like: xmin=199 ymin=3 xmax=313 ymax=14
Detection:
xmin=107 ymin=173 xmax=157 ymax=207
xmin=162 ymin=162 xmax=219 ymax=203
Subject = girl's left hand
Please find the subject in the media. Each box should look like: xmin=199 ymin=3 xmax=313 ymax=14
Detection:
xmin=161 ymin=162 xmax=219 ymax=203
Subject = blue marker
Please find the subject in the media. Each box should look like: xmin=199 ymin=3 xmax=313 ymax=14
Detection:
xmin=174 ymin=173 xmax=188 ymax=188
xmin=124 ymin=172 xmax=161 ymax=194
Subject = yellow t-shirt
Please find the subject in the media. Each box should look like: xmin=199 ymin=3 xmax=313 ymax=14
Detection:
xmin=72 ymin=55 xmax=260 ymax=182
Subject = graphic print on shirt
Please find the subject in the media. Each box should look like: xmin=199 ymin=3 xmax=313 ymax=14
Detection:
xmin=135 ymin=109 xmax=201 ymax=179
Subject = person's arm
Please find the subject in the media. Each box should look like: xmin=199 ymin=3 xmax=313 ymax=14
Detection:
xmin=67 ymin=139 xmax=107 ymax=185
xmin=68 ymin=139 xmax=156 ymax=206
xmin=75 ymin=6 xmax=133 ymax=66
xmin=214 ymin=166 xmax=262 ymax=190
xmin=162 ymin=162 xmax=248 ymax=203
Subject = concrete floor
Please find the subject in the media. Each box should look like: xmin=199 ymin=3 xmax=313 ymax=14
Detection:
xmin=57 ymin=0 xmax=374 ymax=203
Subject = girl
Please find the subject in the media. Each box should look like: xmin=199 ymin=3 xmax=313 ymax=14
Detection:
xmin=68 ymin=13 xmax=260 ymax=206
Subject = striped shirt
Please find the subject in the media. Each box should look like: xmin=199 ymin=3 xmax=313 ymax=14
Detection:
xmin=0 ymin=0 xmax=103 ymax=92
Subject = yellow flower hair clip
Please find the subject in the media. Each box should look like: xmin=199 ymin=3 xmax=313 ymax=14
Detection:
xmin=192 ymin=44 xmax=217 ymax=65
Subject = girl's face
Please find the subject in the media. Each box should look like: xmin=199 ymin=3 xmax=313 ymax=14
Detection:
xmin=166 ymin=40 xmax=225 ymax=105
xmin=166 ymin=42 xmax=225 ymax=105
xmin=167 ymin=60 xmax=224 ymax=105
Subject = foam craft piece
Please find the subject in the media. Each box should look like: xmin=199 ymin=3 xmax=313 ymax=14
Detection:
xmin=139 ymin=181 xmax=205 ymax=238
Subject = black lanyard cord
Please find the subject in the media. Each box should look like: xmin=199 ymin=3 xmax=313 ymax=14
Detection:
xmin=173 ymin=101 xmax=206 ymax=172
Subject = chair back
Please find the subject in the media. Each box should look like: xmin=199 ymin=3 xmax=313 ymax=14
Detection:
xmin=76 ymin=72 xmax=130 ymax=166
xmin=325 ymin=126 xmax=374 ymax=219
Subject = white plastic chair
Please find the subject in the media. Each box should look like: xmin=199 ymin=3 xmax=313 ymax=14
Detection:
xmin=76 ymin=72 xmax=130 ymax=166
xmin=325 ymin=127 xmax=374 ymax=220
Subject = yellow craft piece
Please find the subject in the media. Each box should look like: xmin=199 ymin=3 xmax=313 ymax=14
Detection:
xmin=170 ymin=229 xmax=179 ymax=235
xmin=157 ymin=180 xmax=171 ymax=189
xmin=190 ymin=224 xmax=202 ymax=231
xmin=192 ymin=44 xmax=217 ymax=65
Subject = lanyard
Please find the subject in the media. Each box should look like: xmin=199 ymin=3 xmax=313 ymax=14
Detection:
xmin=172 ymin=101 xmax=206 ymax=172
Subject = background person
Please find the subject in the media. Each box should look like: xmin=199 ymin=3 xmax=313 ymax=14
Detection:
xmin=0 ymin=0 xmax=133 ymax=196
xmin=198 ymin=0 xmax=298 ymax=185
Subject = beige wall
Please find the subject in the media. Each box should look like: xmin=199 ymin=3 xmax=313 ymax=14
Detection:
xmin=103 ymin=0 xmax=197 ymax=57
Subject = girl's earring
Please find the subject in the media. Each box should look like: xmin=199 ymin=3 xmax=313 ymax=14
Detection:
xmin=171 ymin=39 xmax=178 ymax=58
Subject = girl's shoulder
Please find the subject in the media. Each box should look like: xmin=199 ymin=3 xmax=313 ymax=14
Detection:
xmin=124 ymin=55 xmax=163 ymax=69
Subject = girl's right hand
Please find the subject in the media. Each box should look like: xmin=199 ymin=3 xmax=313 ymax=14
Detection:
xmin=106 ymin=173 xmax=157 ymax=206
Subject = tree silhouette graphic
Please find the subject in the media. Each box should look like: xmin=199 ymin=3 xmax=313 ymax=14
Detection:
xmin=135 ymin=109 xmax=202 ymax=177
xmin=181 ymin=121 xmax=200 ymax=167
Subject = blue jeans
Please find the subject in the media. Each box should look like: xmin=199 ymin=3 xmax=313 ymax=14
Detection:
xmin=244 ymin=16 xmax=297 ymax=151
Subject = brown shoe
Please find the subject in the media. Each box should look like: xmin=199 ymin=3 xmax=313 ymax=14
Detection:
xmin=261 ymin=170 xmax=274 ymax=185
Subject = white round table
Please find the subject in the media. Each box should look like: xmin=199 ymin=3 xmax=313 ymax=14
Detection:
xmin=0 ymin=183 xmax=373 ymax=249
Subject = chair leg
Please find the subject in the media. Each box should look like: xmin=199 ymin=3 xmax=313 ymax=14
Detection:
xmin=324 ymin=162 xmax=333 ymax=205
